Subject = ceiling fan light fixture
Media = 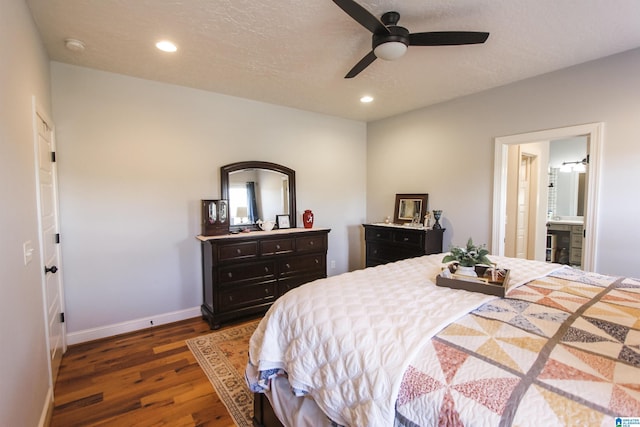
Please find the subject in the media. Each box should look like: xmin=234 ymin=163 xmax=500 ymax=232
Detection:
xmin=374 ymin=41 xmax=407 ymax=60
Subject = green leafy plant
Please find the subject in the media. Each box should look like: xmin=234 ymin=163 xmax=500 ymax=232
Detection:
xmin=442 ymin=238 xmax=492 ymax=267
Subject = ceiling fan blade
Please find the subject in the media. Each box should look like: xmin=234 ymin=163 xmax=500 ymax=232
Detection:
xmin=409 ymin=31 xmax=489 ymax=46
xmin=345 ymin=51 xmax=377 ymax=78
xmin=332 ymin=0 xmax=390 ymax=35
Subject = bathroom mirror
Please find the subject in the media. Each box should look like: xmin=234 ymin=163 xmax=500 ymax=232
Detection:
xmin=221 ymin=161 xmax=296 ymax=232
xmin=548 ymin=136 xmax=587 ymax=219
xmin=551 ymin=169 xmax=585 ymax=217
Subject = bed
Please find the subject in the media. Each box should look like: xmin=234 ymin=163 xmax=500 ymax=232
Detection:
xmin=245 ymin=253 xmax=640 ymax=426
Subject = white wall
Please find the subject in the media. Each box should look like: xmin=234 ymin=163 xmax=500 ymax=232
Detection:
xmin=51 ymin=62 xmax=367 ymax=338
xmin=367 ymin=48 xmax=640 ymax=278
xmin=0 ymin=0 xmax=54 ymax=425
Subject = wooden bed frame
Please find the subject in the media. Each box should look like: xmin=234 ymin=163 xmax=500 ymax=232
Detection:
xmin=252 ymin=392 xmax=284 ymax=427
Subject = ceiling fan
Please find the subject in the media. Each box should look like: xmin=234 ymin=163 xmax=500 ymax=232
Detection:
xmin=332 ymin=0 xmax=490 ymax=78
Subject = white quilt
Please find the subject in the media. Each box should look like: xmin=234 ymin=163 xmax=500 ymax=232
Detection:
xmin=248 ymin=254 xmax=561 ymax=427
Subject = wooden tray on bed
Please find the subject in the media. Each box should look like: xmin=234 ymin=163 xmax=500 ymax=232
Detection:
xmin=436 ymin=265 xmax=509 ymax=297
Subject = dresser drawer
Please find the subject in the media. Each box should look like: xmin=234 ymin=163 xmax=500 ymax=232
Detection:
xmin=569 ymin=253 xmax=581 ymax=265
xmin=547 ymin=223 xmax=571 ymax=232
xmin=278 ymin=254 xmax=325 ymax=278
xmin=366 ymin=243 xmax=423 ymax=263
xmin=365 ymin=226 xmax=393 ymax=242
xmin=296 ymin=235 xmax=327 ymax=252
xmin=571 ymin=233 xmax=583 ymax=248
xmin=218 ymin=241 xmax=258 ymax=261
xmin=219 ymin=282 xmax=276 ymax=310
xmin=363 ymin=224 xmax=444 ymax=267
xmin=261 ymin=238 xmax=294 ymax=256
xmin=278 ymin=273 xmax=324 ymax=296
xmin=219 ymin=261 xmax=275 ymax=285
xmin=392 ymin=229 xmax=425 ymax=248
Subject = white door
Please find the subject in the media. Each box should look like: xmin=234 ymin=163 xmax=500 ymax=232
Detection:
xmin=515 ymin=155 xmax=532 ymax=259
xmin=35 ymin=111 xmax=66 ymax=384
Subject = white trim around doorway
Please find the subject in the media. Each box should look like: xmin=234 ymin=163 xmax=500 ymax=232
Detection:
xmin=492 ymin=122 xmax=603 ymax=272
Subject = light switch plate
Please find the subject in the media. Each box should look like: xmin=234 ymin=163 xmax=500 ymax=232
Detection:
xmin=23 ymin=241 xmax=34 ymax=265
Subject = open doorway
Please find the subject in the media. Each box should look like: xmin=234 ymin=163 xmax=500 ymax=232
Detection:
xmin=492 ymin=123 xmax=602 ymax=272
xmin=504 ymin=144 xmax=546 ymax=261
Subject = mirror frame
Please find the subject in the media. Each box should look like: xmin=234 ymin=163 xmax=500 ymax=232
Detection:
xmin=221 ymin=161 xmax=296 ymax=232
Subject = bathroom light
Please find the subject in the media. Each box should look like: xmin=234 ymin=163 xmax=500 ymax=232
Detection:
xmin=360 ymin=95 xmax=374 ymax=103
xmin=374 ymin=41 xmax=407 ymax=60
xmin=560 ymin=158 xmax=588 ymax=173
xmin=156 ymin=40 xmax=177 ymax=52
xmin=573 ymin=163 xmax=586 ymax=173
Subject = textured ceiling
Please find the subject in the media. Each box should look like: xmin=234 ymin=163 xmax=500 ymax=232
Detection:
xmin=26 ymin=0 xmax=640 ymax=121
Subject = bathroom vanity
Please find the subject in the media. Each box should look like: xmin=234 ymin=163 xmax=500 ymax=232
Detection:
xmin=546 ymin=219 xmax=583 ymax=267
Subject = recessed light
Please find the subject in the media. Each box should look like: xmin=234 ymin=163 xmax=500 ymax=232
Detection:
xmin=64 ymin=38 xmax=85 ymax=52
xmin=156 ymin=40 xmax=177 ymax=52
xmin=360 ymin=95 xmax=374 ymax=103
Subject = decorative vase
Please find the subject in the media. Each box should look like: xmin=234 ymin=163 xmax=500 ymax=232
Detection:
xmin=456 ymin=265 xmax=478 ymax=277
xmin=303 ymin=209 xmax=314 ymax=228
xmin=432 ymin=210 xmax=442 ymax=229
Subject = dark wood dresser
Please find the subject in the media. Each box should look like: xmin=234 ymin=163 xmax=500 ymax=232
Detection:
xmin=198 ymin=228 xmax=330 ymax=329
xmin=363 ymin=223 xmax=444 ymax=267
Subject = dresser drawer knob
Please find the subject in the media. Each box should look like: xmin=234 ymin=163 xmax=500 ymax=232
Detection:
xmin=376 ymin=233 xmax=381 ymax=238
xmin=403 ymin=237 xmax=409 ymax=242
xmin=264 ymin=267 xmax=269 ymax=272
xmin=276 ymin=244 xmax=281 ymax=250
xmin=236 ymin=248 xmax=242 ymax=254
xmin=264 ymin=288 xmax=269 ymax=294
xmin=227 ymin=272 xmax=233 ymax=278
xmin=315 ymin=258 xmax=319 ymax=264
xmin=285 ymin=263 xmax=291 ymax=269
xmin=309 ymin=240 xmax=314 ymax=246
xmin=228 ymin=295 xmax=233 ymax=302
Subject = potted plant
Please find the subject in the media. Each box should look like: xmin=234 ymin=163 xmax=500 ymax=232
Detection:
xmin=442 ymin=238 xmax=492 ymax=277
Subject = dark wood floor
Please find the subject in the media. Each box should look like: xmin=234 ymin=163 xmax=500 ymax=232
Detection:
xmin=51 ymin=317 xmax=237 ymax=427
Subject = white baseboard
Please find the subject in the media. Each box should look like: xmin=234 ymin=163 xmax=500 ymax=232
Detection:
xmin=66 ymin=306 xmax=202 ymax=345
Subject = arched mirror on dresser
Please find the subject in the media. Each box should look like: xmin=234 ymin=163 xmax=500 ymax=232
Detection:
xmin=221 ymin=161 xmax=296 ymax=232
xmin=199 ymin=161 xmax=329 ymax=330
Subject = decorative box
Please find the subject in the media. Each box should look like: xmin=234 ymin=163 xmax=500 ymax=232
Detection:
xmin=435 ymin=264 xmax=510 ymax=297
xmin=201 ymin=199 xmax=229 ymax=236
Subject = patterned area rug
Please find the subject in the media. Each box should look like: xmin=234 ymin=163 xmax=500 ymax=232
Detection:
xmin=186 ymin=319 xmax=260 ymax=427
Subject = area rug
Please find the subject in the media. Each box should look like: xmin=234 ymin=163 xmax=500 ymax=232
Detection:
xmin=186 ymin=319 xmax=260 ymax=427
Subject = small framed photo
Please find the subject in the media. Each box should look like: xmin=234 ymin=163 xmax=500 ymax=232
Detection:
xmin=276 ymin=214 xmax=290 ymax=229
xmin=394 ymin=193 xmax=428 ymax=224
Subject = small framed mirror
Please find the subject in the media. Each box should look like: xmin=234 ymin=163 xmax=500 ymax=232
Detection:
xmin=393 ymin=193 xmax=428 ymax=224
xmin=221 ymin=161 xmax=296 ymax=232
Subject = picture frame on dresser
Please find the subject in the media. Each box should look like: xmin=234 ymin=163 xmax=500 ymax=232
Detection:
xmin=276 ymin=214 xmax=290 ymax=229
xmin=394 ymin=193 xmax=428 ymax=224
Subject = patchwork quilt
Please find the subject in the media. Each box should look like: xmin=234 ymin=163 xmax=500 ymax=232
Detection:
xmin=396 ymin=267 xmax=640 ymax=426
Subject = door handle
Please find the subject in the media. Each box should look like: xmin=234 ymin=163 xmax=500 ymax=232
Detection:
xmin=44 ymin=265 xmax=58 ymax=274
